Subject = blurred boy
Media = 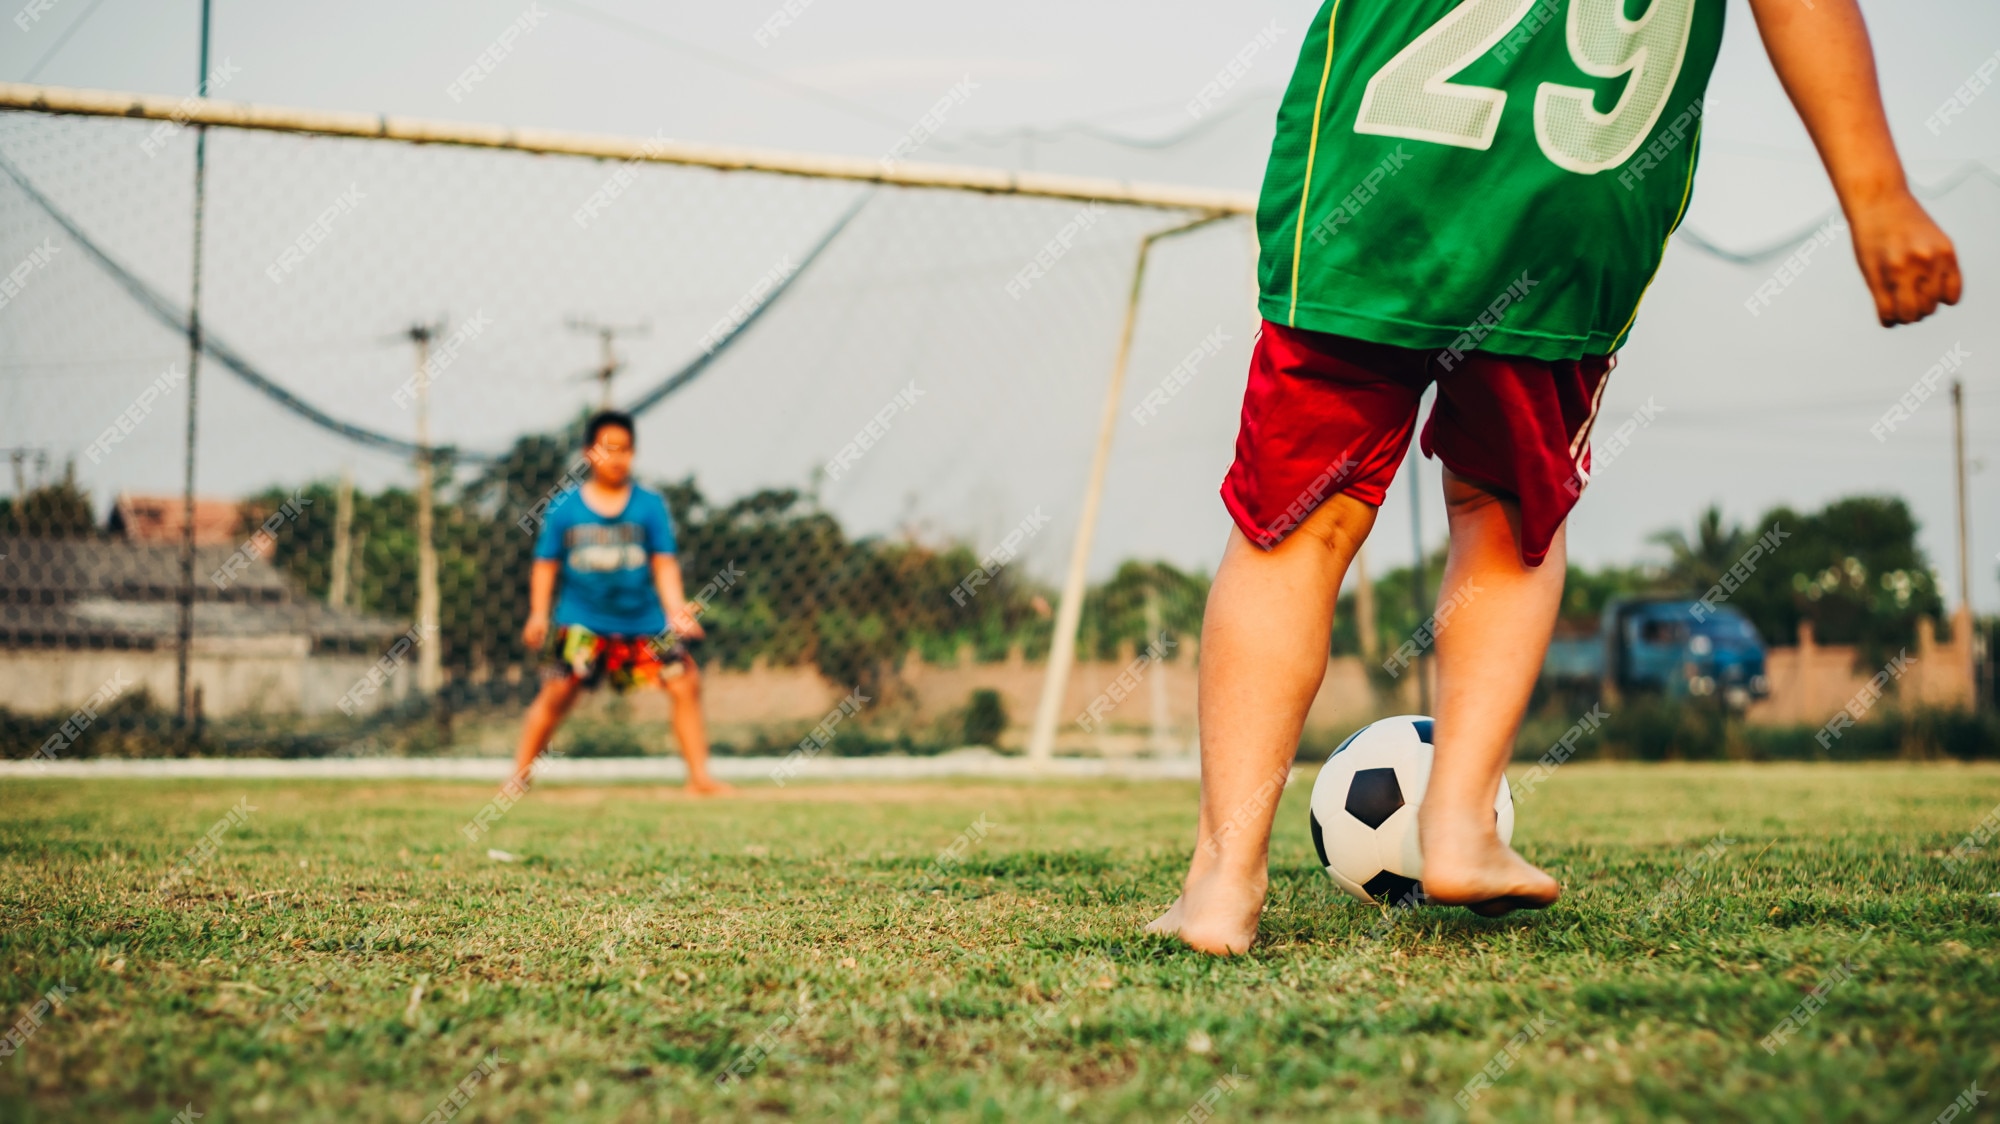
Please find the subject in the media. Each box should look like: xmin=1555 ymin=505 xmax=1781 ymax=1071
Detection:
xmin=1151 ymin=0 xmax=1959 ymax=953
xmin=513 ymin=410 xmax=730 ymax=796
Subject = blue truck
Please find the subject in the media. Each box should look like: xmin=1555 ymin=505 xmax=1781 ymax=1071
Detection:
xmin=1543 ymin=596 xmax=1772 ymax=708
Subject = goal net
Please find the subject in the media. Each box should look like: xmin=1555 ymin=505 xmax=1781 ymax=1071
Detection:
xmin=0 ymin=85 xmax=1379 ymax=764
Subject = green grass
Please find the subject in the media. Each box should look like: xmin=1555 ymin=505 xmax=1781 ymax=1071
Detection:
xmin=2 ymin=763 xmax=1998 ymax=1122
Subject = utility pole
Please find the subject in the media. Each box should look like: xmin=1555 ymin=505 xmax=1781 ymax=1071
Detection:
xmin=567 ymin=318 xmax=649 ymax=409
xmin=1952 ymin=380 xmax=1972 ymax=617
xmin=328 ymin=467 xmax=353 ymax=609
xmin=175 ymin=0 xmax=214 ymax=730
xmin=409 ymin=324 xmax=444 ymax=703
xmin=1952 ymin=380 xmax=1981 ymax=710
xmin=1354 ymin=541 xmax=1379 ymax=662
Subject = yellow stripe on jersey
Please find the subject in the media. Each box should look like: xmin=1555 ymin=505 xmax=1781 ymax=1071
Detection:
xmin=1610 ymin=123 xmax=1703 ymax=352
xmin=1288 ymin=0 xmax=1343 ymax=328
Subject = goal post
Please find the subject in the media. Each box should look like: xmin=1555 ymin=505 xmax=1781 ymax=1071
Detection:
xmin=0 ymin=81 xmax=1260 ymax=761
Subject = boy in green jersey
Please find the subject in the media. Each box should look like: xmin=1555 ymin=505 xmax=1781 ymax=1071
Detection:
xmin=1150 ymin=0 xmax=1960 ymax=954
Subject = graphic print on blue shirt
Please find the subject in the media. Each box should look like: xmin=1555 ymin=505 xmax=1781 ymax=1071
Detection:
xmin=532 ymin=485 xmax=677 ymax=637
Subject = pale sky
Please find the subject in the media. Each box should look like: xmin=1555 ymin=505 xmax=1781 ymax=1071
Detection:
xmin=2 ymin=0 xmax=1996 ymax=612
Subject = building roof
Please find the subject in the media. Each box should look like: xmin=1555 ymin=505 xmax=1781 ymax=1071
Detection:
xmin=108 ymin=494 xmax=245 ymax=546
xmin=0 ymin=536 xmax=405 ymax=650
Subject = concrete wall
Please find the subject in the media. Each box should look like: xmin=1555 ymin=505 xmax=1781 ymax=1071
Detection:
xmin=607 ymin=642 xmax=1408 ymax=756
xmin=0 ymin=640 xmax=413 ymax=718
xmin=1745 ymin=611 xmax=1977 ymax=726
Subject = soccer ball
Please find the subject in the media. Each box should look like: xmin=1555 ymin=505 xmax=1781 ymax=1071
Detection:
xmin=1307 ymin=715 xmax=1514 ymax=906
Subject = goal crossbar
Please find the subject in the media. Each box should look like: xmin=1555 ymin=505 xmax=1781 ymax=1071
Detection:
xmin=0 ymin=82 xmax=1256 ymax=216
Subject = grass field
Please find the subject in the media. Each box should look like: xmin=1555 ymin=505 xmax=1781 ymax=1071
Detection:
xmin=2 ymin=763 xmax=1997 ymax=1122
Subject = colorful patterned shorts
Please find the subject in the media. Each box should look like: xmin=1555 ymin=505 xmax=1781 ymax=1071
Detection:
xmin=542 ymin=625 xmax=690 ymax=691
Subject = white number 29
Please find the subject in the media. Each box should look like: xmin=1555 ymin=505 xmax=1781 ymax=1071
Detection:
xmin=1353 ymin=0 xmax=1697 ymax=175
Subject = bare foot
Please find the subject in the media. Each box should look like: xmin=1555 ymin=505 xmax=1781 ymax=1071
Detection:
xmin=1419 ymin=810 xmax=1560 ymax=918
xmin=1147 ymin=869 xmax=1267 ymax=955
xmin=685 ymin=778 xmax=735 ymax=798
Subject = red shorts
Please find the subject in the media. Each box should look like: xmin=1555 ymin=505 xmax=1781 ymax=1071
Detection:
xmin=1221 ymin=321 xmax=1612 ymax=566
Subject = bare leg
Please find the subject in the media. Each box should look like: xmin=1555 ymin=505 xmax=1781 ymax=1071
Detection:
xmin=1417 ymin=468 xmax=1564 ymax=915
xmin=1148 ymin=495 xmax=1377 ymax=954
xmin=662 ymin=661 xmax=731 ymax=796
xmin=512 ymin=676 xmax=581 ymax=789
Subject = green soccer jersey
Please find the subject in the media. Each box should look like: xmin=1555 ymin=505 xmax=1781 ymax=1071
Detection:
xmin=1258 ymin=0 xmax=1725 ymax=361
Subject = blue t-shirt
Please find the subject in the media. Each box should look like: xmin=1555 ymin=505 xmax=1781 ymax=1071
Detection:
xmin=532 ymin=485 xmax=677 ymax=636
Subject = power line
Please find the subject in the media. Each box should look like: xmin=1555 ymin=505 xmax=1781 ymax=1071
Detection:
xmin=20 ymin=0 xmax=111 ymax=83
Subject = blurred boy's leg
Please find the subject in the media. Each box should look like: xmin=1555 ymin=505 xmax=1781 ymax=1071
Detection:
xmin=512 ymin=676 xmax=581 ymax=787
xmin=1148 ymin=493 xmax=1376 ymax=954
xmin=1417 ymin=468 xmax=1563 ymax=915
xmin=662 ymin=661 xmax=731 ymax=796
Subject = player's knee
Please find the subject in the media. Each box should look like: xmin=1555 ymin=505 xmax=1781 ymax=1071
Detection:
xmin=1291 ymin=494 xmax=1374 ymax=556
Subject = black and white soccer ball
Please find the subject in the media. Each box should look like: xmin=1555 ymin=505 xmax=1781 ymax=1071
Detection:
xmin=1307 ymin=715 xmax=1514 ymax=906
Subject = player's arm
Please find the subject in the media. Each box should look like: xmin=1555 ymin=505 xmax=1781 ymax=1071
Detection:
xmin=522 ymin=559 xmax=559 ymax=649
xmin=653 ymin=553 xmax=704 ymax=640
xmin=1748 ymin=0 xmax=1961 ymax=326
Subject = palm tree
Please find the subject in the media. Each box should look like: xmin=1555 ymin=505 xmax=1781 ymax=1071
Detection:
xmin=1649 ymin=504 xmax=1748 ymax=593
